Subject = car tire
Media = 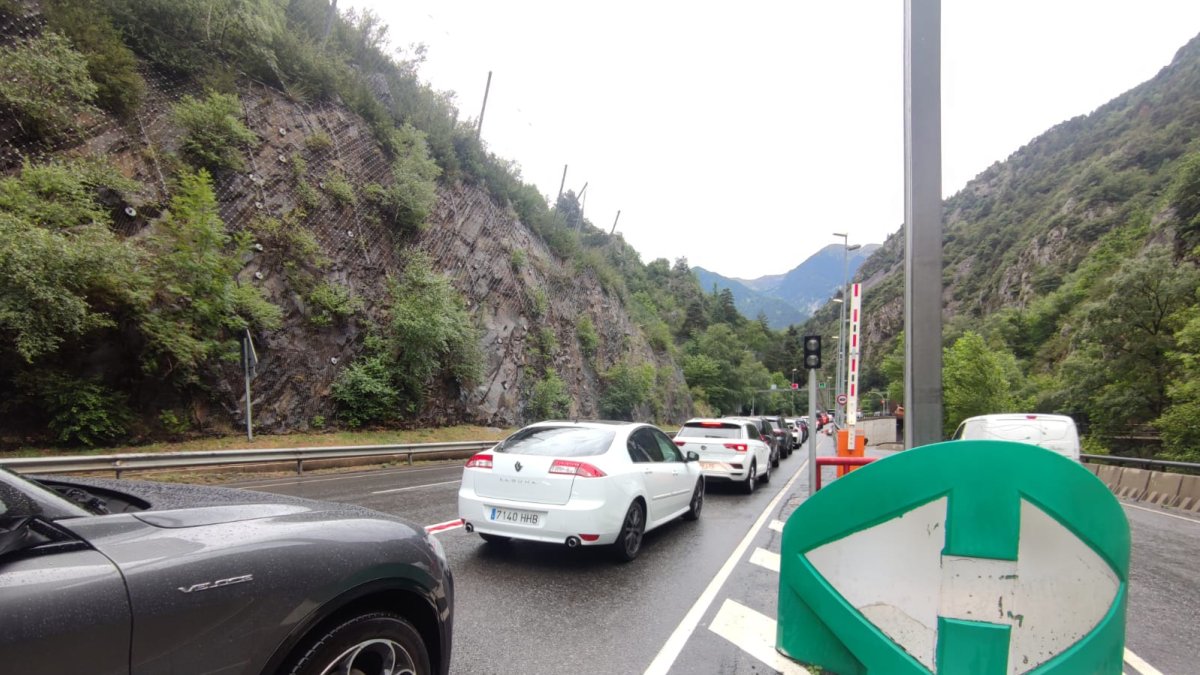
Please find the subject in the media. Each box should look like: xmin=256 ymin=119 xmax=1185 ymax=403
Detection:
xmin=742 ymin=461 xmax=757 ymax=494
xmin=683 ymin=479 xmax=704 ymax=521
xmin=772 ymin=449 xmax=781 ymax=468
xmin=479 ymin=533 xmax=511 ymax=544
xmin=286 ymin=611 xmax=431 ymax=675
xmin=611 ymin=501 xmax=646 ymax=562
xmin=761 ymin=458 xmax=772 ymax=484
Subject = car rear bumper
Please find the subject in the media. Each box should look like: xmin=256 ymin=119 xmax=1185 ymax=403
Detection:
xmin=457 ymin=491 xmax=623 ymax=546
xmin=697 ymin=460 xmax=751 ymax=481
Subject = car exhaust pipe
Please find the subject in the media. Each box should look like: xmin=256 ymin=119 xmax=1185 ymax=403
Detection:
xmin=565 ymin=536 xmax=581 ymax=548
xmin=463 ymin=522 xmax=475 ymax=533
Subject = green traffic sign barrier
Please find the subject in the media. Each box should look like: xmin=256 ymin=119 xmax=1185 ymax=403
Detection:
xmin=777 ymin=440 xmax=1129 ymax=674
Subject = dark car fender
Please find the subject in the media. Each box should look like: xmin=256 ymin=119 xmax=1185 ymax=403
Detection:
xmin=61 ymin=509 xmax=453 ymax=675
xmin=259 ymin=573 xmax=453 ymax=675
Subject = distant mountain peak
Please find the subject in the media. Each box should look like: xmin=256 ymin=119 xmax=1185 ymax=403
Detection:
xmin=694 ymin=243 xmax=880 ymax=329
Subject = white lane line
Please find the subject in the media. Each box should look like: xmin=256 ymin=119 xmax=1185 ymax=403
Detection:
xmin=749 ymin=548 xmax=781 ymax=573
xmin=424 ymin=518 xmax=464 ymax=534
xmin=371 ymin=479 xmax=460 ymax=495
xmin=1121 ymin=502 xmax=1200 ymax=524
xmin=643 ymin=459 xmax=807 ymax=675
xmin=239 ymin=463 xmax=463 ymax=489
xmin=1124 ymin=648 xmax=1164 ymax=675
xmin=769 ymin=519 xmax=785 ymax=533
xmin=708 ymin=599 xmax=811 ymax=674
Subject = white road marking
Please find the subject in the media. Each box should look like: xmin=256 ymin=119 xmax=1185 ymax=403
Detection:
xmin=769 ymin=519 xmax=785 ymax=533
xmin=424 ymin=518 xmax=464 ymax=534
xmin=643 ymin=459 xmax=807 ymax=675
xmin=749 ymin=547 xmax=781 ymax=573
xmin=237 ymin=463 xmax=462 ymax=489
xmin=708 ymin=599 xmax=811 ymax=674
xmin=371 ymin=479 xmax=460 ymax=494
xmin=1124 ymin=648 xmax=1164 ymax=675
xmin=1121 ymin=502 xmax=1200 ymax=524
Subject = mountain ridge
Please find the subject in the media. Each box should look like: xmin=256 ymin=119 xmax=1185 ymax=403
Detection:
xmin=695 ymin=243 xmax=881 ymax=328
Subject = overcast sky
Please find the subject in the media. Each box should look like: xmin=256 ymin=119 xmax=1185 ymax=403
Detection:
xmin=353 ymin=1 xmax=1200 ymax=279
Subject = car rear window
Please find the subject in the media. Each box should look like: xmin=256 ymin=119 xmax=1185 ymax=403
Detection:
xmin=677 ymin=422 xmax=743 ymax=439
xmin=493 ymin=426 xmax=616 ymax=457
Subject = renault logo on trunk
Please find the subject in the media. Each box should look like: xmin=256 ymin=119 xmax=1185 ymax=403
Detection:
xmin=515 ymin=461 xmax=523 ymax=472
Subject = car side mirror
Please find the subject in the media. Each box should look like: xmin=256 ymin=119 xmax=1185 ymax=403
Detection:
xmin=686 ymin=451 xmax=700 ymax=462
xmin=0 ymin=516 xmax=41 ymax=558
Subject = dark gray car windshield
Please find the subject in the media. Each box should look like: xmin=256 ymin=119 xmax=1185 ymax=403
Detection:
xmin=494 ymin=426 xmax=616 ymax=457
xmin=0 ymin=469 xmax=90 ymax=520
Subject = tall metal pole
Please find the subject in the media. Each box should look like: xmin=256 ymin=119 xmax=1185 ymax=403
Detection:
xmin=904 ymin=0 xmax=943 ymax=448
xmin=610 ymin=210 xmax=621 ymax=235
xmin=808 ymin=369 xmax=818 ymax=496
xmin=833 ymin=232 xmax=850 ymax=427
xmin=556 ymin=164 xmax=568 ymax=205
xmin=243 ymin=337 xmax=253 ymax=442
xmin=476 ymin=71 xmax=492 ymax=140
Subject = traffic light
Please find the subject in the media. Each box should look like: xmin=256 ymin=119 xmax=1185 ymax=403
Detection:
xmin=803 ymin=335 xmax=821 ymax=369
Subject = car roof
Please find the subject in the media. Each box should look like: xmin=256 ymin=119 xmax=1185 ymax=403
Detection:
xmin=524 ymin=420 xmax=656 ymax=434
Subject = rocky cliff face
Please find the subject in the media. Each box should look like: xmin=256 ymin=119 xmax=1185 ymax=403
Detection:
xmin=62 ymin=75 xmax=690 ymax=433
xmin=413 ymin=183 xmax=693 ymax=428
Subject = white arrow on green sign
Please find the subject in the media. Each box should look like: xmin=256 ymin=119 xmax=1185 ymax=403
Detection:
xmin=777 ymin=440 xmax=1129 ymax=674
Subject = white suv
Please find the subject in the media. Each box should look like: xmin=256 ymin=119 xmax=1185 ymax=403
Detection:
xmin=673 ymin=418 xmax=772 ymax=493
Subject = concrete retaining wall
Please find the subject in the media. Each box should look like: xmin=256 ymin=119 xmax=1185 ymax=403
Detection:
xmin=1176 ymin=474 xmax=1200 ymax=513
xmin=1084 ymin=461 xmax=1200 ymax=514
xmin=855 ymin=417 xmax=898 ymax=445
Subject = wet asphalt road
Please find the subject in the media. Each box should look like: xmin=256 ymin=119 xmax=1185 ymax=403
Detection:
xmin=233 ymin=439 xmax=1200 ymax=675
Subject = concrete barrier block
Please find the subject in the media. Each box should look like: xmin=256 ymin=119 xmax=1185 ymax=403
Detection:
xmin=1114 ymin=467 xmax=1151 ymax=500
xmin=1174 ymin=474 xmax=1200 ymax=512
xmin=1093 ymin=464 xmax=1121 ymax=491
xmin=1140 ymin=471 xmax=1183 ymax=506
xmin=1084 ymin=463 xmax=1100 ymax=476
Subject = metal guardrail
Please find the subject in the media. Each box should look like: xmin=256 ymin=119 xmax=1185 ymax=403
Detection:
xmin=0 ymin=441 xmax=496 ymax=478
xmin=1081 ymin=454 xmax=1200 ymax=474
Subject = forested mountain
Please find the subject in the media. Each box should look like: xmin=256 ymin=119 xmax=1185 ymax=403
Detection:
xmin=0 ymin=0 xmax=811 ymax=446
xmin=692 ymin=268 xmax=808 ymax=329
xmin=804 ymin=31 xmax=1200 ymax=459
xmin=694 ymin=244 xmax=880 ymax=329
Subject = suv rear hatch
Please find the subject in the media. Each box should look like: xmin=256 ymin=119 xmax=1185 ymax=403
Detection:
xmin=675 ymin=421 xmax=748 ymax=461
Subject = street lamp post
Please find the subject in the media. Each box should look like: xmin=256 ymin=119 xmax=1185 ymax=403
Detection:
xmin=832 ymin=233 xmax=862 ymax=426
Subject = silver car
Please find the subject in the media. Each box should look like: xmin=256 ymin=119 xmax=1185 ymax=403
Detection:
xmin=0 ymin=468 xmax=453 ymax=675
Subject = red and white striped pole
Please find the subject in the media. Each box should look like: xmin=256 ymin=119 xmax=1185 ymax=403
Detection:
xmin=846 ymin=283 xmax=863 ymax=437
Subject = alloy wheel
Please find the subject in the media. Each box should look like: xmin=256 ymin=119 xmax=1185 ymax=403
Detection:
xmin=317 ymin=638 xmax=417 ymax=675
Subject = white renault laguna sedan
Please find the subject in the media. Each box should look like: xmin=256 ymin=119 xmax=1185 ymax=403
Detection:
xmin=458 ymin=420 xmax=704 ymax=561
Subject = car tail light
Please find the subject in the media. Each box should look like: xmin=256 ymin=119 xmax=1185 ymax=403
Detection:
xmin=1026 ymin=415 xmax=1038 ymax=420
xmin=724 ymin=443 xmax=748 ymax=453
xmin=674 ymin=440 xmax=686 ymax=446
xmin=700 ymin=421 xmax=724 ymax=427
xmin=465 ymin=453 xmax=493 ymax=469
xmin=579 ymin=534 xmax=600 ymax=542
xmin=549 ymin=459 xmax=607 ymax=478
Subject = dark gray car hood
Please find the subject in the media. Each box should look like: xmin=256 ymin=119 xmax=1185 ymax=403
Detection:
xmin=33 ymin=475 xmax=383 ymax=528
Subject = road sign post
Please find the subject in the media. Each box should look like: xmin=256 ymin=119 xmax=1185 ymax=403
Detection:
xmin=808 ymin=368 xmax=817 ymax=497
xmin=777 ymin=441 xmax=1129 ymax=673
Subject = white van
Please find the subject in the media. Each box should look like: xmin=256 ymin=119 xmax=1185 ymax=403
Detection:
xmin=950 ymin=414 xmax=1081 ymax=462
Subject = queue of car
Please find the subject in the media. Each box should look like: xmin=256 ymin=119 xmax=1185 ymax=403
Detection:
xmin=0 ymin=415 xmax=801 ymax=673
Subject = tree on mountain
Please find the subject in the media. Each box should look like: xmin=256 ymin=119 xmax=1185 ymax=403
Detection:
xmin=1155 ymin=302 xmax=1200 ymax=461
xmin=1171 ymin=152 xmax=1200 ymax=255
xmin=711 ymin=287 xmax=739 ymax=325
xmin=943 ymin=332 xmax=1017 ymax=437
xmin=555 ymin=190 xmax=583 ymax=230
xmin=1063 ymin=246 xmax=1199 ymax=444
xmin=881 ymin=332 xmax=905 ymax=407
